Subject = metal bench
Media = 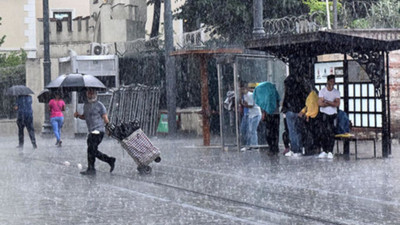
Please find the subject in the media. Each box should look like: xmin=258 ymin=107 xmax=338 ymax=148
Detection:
xmin=335 ymin=135 xmax=376 ymax=159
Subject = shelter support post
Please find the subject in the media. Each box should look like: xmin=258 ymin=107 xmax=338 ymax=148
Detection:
xmin=200 ymin=55 xmax=211 ymax=146
xmin=386 ymin=51 xmax=392 ymax=155
xmin=381 ymin=52 xmax=389 ymax=157
xmin=217 ymin=64 xmax=225 ymax=150
xmin=343 ymin=54 xmax=350 ymax=154
xmin=233 ymin=60 xmax=241 ymax=151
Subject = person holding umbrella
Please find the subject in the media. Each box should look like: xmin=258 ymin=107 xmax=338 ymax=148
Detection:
xmin=74 ymin=88 xmax=116 ymax=175
xmin=48 ymin=92 xmax=65 ymax=147
xmin=7 ymin=85 xmax=37 ymax=149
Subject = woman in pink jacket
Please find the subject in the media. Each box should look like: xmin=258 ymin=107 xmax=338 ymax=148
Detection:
xmin=48 ymin=92 xmax=65 ymax=147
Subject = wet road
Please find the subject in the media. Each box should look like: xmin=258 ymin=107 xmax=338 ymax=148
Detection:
xmin=0 ymin=135 xmax=399 ymax=224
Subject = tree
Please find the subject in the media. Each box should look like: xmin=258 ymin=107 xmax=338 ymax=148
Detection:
xmin=148 ymin=0 xmax=162 ymax=38
xmin=174 ymin=0 xmax=308 ymax=44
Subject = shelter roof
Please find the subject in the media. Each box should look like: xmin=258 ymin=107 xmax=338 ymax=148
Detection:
xmin=245 ymin=29 xmax=400 ymax=58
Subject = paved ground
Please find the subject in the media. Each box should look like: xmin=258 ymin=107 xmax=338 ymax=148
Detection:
xmin=0 ymin=134 xmax=399 ymax=225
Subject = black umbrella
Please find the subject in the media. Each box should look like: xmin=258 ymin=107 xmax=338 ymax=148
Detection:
xmin=6 ymin=85 xmax=34 ymax=96
xmin=37 ymin=89 xmax=71 ymax=104
xmin=46 ymin=73 xmax=106 ymax=92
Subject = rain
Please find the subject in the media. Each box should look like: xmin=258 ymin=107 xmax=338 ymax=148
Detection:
xmin=1 ymin=0 xmax=400 ymax=224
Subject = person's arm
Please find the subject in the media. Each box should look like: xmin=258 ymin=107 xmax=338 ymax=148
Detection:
xmin=74 ymin=111 xmax=85 ymax=120
xmin=318 ymin=97 xmax=327 ymax=107
xmin=102 ymin=113 xmax=109 ymax=125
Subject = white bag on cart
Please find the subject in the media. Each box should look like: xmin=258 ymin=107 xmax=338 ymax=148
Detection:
xmin=120 ymin=128 xmax=161 ymax=170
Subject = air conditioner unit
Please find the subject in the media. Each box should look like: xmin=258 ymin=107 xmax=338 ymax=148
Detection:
xmin=90 ymin=43 xmax=110 ymax=55
xmin=90 ymin=43 xmax=102 ymax=55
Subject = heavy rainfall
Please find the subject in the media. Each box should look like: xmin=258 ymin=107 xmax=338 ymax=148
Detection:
xmin=1 ymin=0 xmax=400 ymax=224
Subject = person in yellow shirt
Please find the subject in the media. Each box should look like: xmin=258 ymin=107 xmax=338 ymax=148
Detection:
xmin=298 ymin=88 xmax=321 ymax=155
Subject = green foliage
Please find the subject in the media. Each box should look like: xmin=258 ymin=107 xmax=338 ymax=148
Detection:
xmin=175 ymin=0 xmax=308 ymax=44
xmin=350 ymin=18 xmax=370 ymax=29
xmin=0 ymin=50 xmax=27 ymax=67
xmin=368 ymin=0 xmax=400 ymax=28
xmin=302 ymin=0 xmax=342 ymax=27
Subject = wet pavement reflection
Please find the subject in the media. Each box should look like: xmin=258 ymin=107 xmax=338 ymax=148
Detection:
xmin=0 ymin=135 xmax=399 ymax=224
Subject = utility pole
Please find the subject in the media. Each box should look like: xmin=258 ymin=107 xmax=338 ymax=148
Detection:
xmin=333 ymin=0 xmax=338 ymax=30
xmin=42 ymin=0 xmax=52 ymax=134
xmin=252 ymin=0 xmax=265 ymax=38
xmin=164 ymin=0 xmax=177 ymax=136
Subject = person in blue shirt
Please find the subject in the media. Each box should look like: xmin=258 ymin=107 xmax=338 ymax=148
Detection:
xmin=14 ymin=95 xmax=37 ymax=149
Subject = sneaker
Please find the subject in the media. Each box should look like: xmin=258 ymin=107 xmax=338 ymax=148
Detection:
xmin=55 ymin=140 xmax=59 ymax=145
xmin=32 ymin=143 xmax=37 ymax=149
xmin=58 ymin=140 xmax=62 ymax=147
xmin=109 ymin=157 xmax=116 ymax=173
xmin=293 ymin=153 xmax=302 ymax=157
xmin=16 ymin=145 xmax=23 ymax=149
xmin=282 ymin=148 xmax=290 ymax=155
xmin=327 ymin=152 xmax=334 ymax=159
xmin=318 ymin=152 xmax=328 ymax=158
xmin=80 ymin=169 xmax=96 ymax=175
xmin=285 ymin=151 xmax=294 ymax=157
xmin=240 ymin=147 xmax=247 ymax=152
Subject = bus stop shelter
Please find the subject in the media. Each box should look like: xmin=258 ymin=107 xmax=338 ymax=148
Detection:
xmin=246 ymin=29 xmax=400 ymax=157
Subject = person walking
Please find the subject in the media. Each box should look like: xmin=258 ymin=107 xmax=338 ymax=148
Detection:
xmin=14 ymin=95 xmax=37 ymax=149
xmin=318 ymin=75 xmax=341 ymax=159
xmin=48 ymin=92 xmax=65 ymax=147
xmin=74 ymin=89 xmax=116 ymax=175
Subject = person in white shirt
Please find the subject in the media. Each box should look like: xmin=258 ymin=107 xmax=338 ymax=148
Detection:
xmin=317 ymin=75 xmax=341 ymax=159
xmin=240 ymin=84 xmax=262 ymax=151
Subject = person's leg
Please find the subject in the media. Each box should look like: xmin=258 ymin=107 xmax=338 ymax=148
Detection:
xmin=24 ymin=114 xmax=36 ymax=148
xmin=86 ymin=132 xmax=115 ymax=173
xmin=271 ymin=114 xmax=280 ymax=153
xmin=240 ymin=115 xmax=249 ymax=146
xmin=16 ymin=118 xmax=24 ymax=147
xmin=57 ymin=117 xmax=64 ymax=145
xmin=50 ymin=117 xmax=60 ymax=143
xmin=286 ymin=111 xmax=302 ymax=154
xmin=326 ymin=115 xmax=337 ymax=153
xmin=248 ymin=115 xmax=261 ymax=147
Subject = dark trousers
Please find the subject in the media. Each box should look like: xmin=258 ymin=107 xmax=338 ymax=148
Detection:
xmin=303 ymin=115 xmax=321 ymax=155
xmin=320 ymin=113 xmax=337 ymax=153
xmin=87 ymin=132 xmax=113 ymax=169
xmin=282 ymin=117 xmax=290 ymax=149
xmin=17 ymin=114 xmax=36 ymax=146
xmin=264 ymin=114 xmax=280 ymax=153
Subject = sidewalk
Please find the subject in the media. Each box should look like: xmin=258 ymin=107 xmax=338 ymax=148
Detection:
xmin=1 ymin=134 xmax=399 ymax=224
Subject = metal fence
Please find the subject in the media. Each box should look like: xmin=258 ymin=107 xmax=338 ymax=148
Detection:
xmin=108 ymin=84 xmax=160 ymax=136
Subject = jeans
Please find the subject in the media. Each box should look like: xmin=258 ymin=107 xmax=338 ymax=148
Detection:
xmin=240 ymin=115 xmax=249 ymax=145
xmin=286 ymin=111 xmax=304 ymax=153
xmin=50 ymin=116 xmax=64 ymax=142
xmin=248 ymin=115 xmax=261 ymax=146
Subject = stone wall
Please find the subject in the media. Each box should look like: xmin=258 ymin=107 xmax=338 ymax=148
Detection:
xmin=389 ymin=50 xmax=400 ymax=136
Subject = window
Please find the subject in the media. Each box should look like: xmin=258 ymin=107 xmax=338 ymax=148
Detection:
xmin=53 ymin=12 xmax=72 ymax=32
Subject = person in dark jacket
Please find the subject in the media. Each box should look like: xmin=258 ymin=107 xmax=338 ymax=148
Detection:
xmin=14 ymin=95 xmax=37 ymax=149
xmin=281 ymin=75 xmax=308 ymax=157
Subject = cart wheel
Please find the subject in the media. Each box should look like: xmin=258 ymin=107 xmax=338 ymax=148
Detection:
xmin=137 ymin=165 xmax=152 ymax=174
xmin=154 ymin=156 xmax=161 ymax=163
xmin=143 ymin=165 xmax=152 ymax=174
